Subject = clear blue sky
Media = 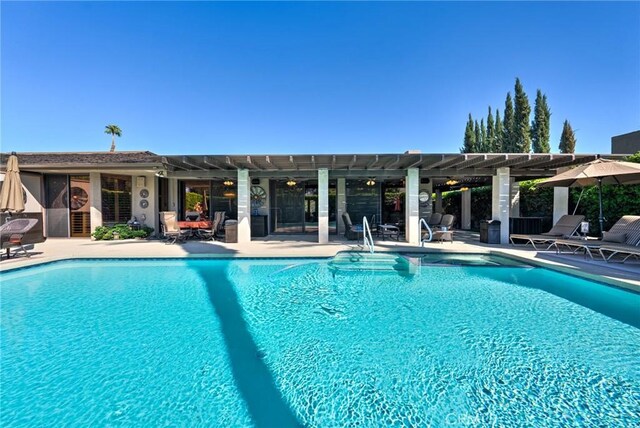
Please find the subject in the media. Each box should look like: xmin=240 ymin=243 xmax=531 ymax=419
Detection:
xmin=2 ymin=1 xmax=639 ymax=155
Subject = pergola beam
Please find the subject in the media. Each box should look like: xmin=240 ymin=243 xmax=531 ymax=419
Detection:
xmin=182 ymin=156 xmax=207 ymax=171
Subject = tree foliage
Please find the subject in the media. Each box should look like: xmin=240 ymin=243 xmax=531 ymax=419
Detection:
xmin=513 ymin=78 xmax=531 ymax=153
xmin=531 ymin=90 xmax=551 ymax=153
xmin=559 ymin=120 xmax=576 ymax=153
xmin=502 ymin=92 xmax=515 ymax=152
xmin=474 ymin=120 xmax=482 ymax=153
xmin=494 ymin=109 xmax=503 ymax=153
xmin=105 ymin=124 xmax=122 ymax=152
xmin=462 ymin=79 xmax=564 ymax=154
xmin=461 ymin=114 xmax=476 ymax=153
xmin=486 ymin=107 xmax=495 ymax=153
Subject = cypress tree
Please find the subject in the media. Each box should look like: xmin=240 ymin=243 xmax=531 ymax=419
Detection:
xmin=513 ymin=78 xmax=531 ymax=153
xmin=474 ymin=120 xmax=482 ymax=154
xmin=541 ymin=94 xmax=551 ymax=153
xmin=531 ymin=90 xmax=551 ymax=153
xmin=486 ymin=107 xmax=495 ymax=153
xmin=503 ymin=92 xmax=515 ymax=152
xmin=494 ymin=109 xmax=503 ymax=152
xmin=559 ymin=120 xmax=576 ymax=153
xmin=461 ymin=113 xmax=476 ymax=153
xmin=480 ymin=119 xmax=487 ymax=153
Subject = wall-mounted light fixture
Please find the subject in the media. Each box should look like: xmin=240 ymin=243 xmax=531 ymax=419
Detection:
xmin=460 ymin=186 xmax=469 ymax=191
xmin=223 ymin=179 xmax=234 ymax=186
xmin=366 ymin=178 xmax=376 ymax=186
xmin=445 ymin=178 xmax=458 ymax=186
xmin=286 ymin=179 xmax=297 ymax=187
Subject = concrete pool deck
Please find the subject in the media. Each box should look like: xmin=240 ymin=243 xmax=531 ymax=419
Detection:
xmin=2 ymin=233 xmax=639 ymax=290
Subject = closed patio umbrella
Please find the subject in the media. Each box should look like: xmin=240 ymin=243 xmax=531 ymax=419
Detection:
xmin=538 ymin=158 xmax=640 ymax=235
xmin=0 ymin=152 xmax=25 ymax=214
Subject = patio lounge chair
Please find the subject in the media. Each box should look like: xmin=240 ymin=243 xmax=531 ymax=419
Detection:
xmin=159 ymin=211 xmax=190 ymax=244
xmin=0 ymin=218 xmax=39 ymax=258
xmin=599 ymin=242 xmax=640 ymax=263
xmin=427 ymin=212 xmax=443 ymax=228
xmin=509 ymin=214 xmax=584 ymax=250
xmin=552 ymin=215 xmax=640 ymax=259
xmin=342 ymin=212 xmax=364 ymax=240
xmin=595 ymin=216 xmax=640 ymax=263
xmin=431 ymin=214 xmax=455 ymax=243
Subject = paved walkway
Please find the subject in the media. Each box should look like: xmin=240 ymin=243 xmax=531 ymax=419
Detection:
xmin=2 ymin=232 xmax=639 ymax=290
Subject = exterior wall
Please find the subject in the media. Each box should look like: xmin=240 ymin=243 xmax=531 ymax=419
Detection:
xmin=0 ymin=172 xmax=46 ymax=243
xmin=131 ymin=173 xmax=158 ymax=234
xmin=611 ymin=130 xmax=640 ymax=154
xmin=6 ymin=172 xmax=45 ymax=213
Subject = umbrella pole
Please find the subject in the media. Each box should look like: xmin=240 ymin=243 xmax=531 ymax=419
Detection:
xmin=572 ymin=188 xmax=585 ymax=215
xmin=597 ymin=178 xmax=604 ymax=237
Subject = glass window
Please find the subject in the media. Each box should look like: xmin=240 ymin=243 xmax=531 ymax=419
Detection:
xmin=345 ymin=179 xmax=381 ymax=225
xmin=211 ymin=181 xmax=237 ymax=220
xmin=101 ymin=174 xmax=132 ymax=224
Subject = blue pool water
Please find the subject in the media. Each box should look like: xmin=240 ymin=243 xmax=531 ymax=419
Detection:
xmin=1 ymin=255 xmax=639 ymax=427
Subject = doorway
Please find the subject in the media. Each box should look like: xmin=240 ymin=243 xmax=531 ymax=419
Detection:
xmin=270 ymin=180 xmax=336 ymax=234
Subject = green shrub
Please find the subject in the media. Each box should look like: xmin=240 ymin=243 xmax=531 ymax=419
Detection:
xmin=92 ymin=224 xmax=154 ymax=240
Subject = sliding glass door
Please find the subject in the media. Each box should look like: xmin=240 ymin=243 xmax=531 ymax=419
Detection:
xmin=270 ymin=180 xmax=336 ymax=234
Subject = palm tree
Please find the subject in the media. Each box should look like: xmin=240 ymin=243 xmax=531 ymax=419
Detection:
xmin=105 ymin=124 xmax=122 ymax=152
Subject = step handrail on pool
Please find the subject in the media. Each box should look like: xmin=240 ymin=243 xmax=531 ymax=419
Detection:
xmin=362 ymin=216 xmax=375 ymax=254
xmin=420 ymin=217 xmax=433 ymax=246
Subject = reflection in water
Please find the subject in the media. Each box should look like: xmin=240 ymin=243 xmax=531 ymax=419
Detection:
xmin=195 ymin=265 xmax=301 ymax=428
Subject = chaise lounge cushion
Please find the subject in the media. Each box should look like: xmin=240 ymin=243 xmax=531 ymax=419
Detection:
xmin=602 ymin=231 xmax=626 ymax=243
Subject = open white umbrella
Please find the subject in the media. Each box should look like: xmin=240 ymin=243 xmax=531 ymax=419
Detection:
xmin=538 ymin=158 xmax=640 ymax=234
xmin=0 ymin=152 xmax=25 ymax=214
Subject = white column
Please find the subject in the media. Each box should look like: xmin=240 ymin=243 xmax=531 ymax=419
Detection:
xmin=337 ymin=178 xmax=346 ymax=236
xmin=510 ymin=178 xmax=520 ymax=217
xmin=237 ymin=169 xmax=251 ymax=243
xmin=89 ymin=172 xmax=102 ymax=232
xmin=461 ymin=189 xmax=471 ymax=230
xmin=492 ymin=167 xmax=511 ymax=244
xmin=553 ymin=187 xmax=569 ymax=225
xmin=318 ymin=169 xmax=329 ymax=244
xmin=435 ymin=189 xmax=443 ymax=213
xmin=405 ymin=168 xmax=420 ymax=245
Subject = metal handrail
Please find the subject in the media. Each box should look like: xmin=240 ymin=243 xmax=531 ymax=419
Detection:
xmin=420 ymin=217 xmax=432 ymax=246
xmin=362 ymin=216 xmax=375 ymax=254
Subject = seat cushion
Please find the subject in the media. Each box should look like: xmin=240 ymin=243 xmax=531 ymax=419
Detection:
xmin=602 ymin=231 xmax=626 ymax=243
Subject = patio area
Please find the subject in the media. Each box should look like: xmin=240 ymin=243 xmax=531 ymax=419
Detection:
xmin=2 ymin=233 xmax=638 ymax=290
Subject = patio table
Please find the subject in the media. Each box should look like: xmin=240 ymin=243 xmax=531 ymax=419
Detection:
xmin=178 ymin=220 xmax=213 ymax=239
xmin=378 ymin=224 xmax=400 ymax=240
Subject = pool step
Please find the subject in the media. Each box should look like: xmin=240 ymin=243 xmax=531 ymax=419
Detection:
xmin=329 ymin=252 xmax=414 ymax=273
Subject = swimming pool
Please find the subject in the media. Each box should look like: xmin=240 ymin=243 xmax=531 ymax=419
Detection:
xmin=1 ymin=254 xmax=639 ymax=426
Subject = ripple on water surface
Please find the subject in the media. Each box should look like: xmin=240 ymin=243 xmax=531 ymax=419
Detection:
xmin=1 ymin=258 xmax=639 ymax=427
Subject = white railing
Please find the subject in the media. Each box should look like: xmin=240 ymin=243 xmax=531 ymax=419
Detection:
xmin=362 ymin=216 xmax=375 ymax=254
xmin=420 ymin=218 xmax=432 ymax=246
